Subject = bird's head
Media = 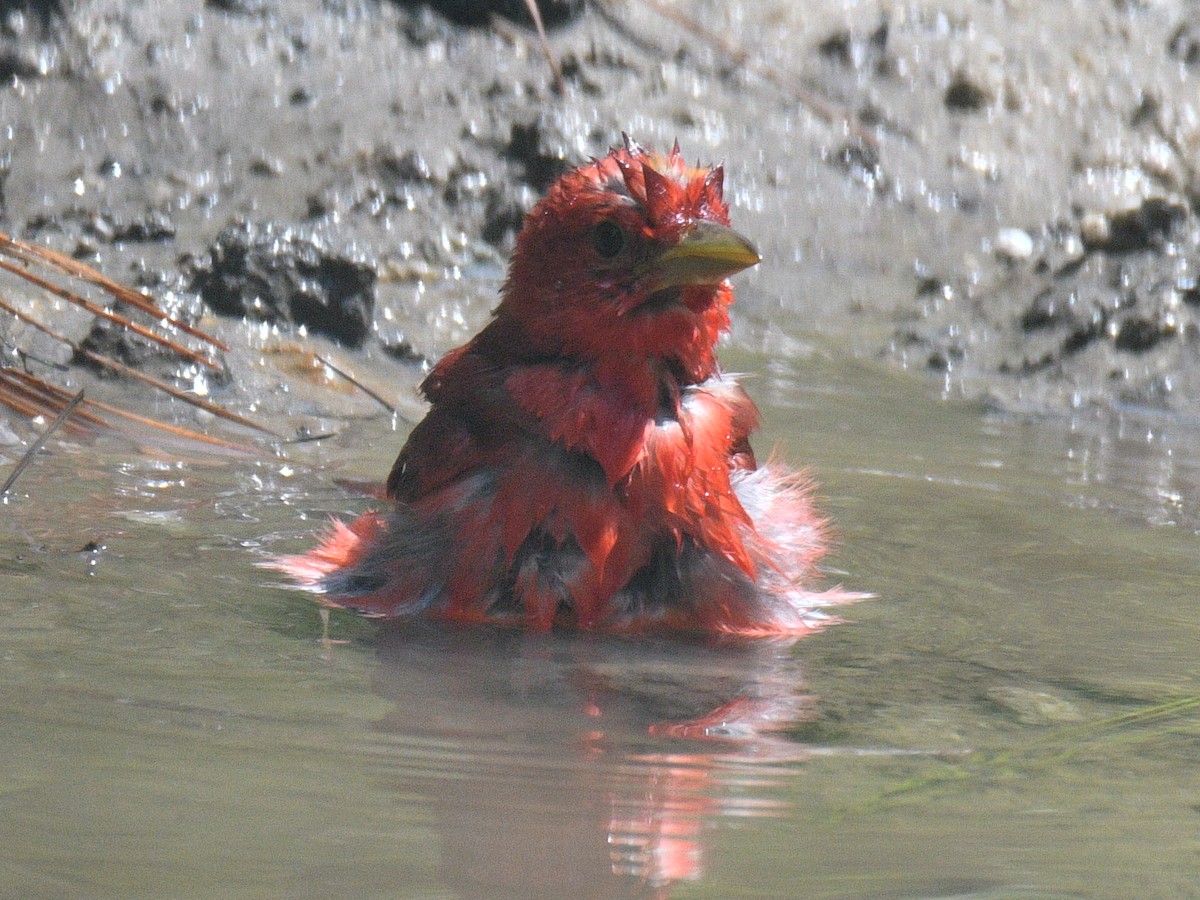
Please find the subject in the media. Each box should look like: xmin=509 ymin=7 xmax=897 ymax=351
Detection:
xmin=500 ymin=138 xmax=760 ymax=382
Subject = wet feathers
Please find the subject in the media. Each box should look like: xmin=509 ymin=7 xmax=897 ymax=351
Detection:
xmin=270 ymin=139 xmax=864 ymax=636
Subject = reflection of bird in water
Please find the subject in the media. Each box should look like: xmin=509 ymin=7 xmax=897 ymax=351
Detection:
xmin=272 ymin=139 xmax=866 ymax=636
xmin=360 ymin=622 xmax=820 ymax=897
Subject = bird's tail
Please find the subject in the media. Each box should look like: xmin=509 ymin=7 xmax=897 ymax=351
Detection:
xmin=261 ymin=511 xmax=387 ymax=595
xmin=709 ymin=462 xmax=871 ymax=638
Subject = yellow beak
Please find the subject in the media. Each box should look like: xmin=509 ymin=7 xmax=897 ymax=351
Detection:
xmin=645 ymin=220 xmax=761 ymax=290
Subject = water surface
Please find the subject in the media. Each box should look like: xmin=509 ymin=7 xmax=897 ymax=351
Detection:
xmin=2 ymin=348 xmax=1199 ymax=898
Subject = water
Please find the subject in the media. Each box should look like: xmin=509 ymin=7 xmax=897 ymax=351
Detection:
xmin=3 ymin=347 xmax=1200 ymax=898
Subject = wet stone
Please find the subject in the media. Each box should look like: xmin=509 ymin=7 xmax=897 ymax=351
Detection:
xmin=816 ymin=18 xmax=891 ymax=73
xmin=994 ymin=227 xmax=1034 ymax=262
xmin=915 ymin=275 xmax=951 ymax=299
xmin=73 ymin=319 xmax=160 ymax=375
xmin=373 ymin=147 xmax=433 ymax=184
xmin=107 ymin=210 xmax=176 ymax=243
xmin=1019 ymin=289 xmax=1106 ymax=337
xmin=0 ymin=0 xmax=65 ymax=79
xmin=817 ymin=30 xmax=854 ymax=66
xmin=826 ymin=140 xmax=886 ymax=192
xmin=1178 ymin=278 xmax=1200 ymax=306
xmin=1114 ymin=316 xmax=1170 ymax=352
xmin=204 ymin=0 xmax=273 ymax=15
xmin=1060 ymin=318 xmax=1104 ymax=355
xmin=189 ymin=221 xmax=376 ymax=347
xmin=504 ymin=120 xmax=572 ymax=192
xmin=944 ymin=74 xmax=991 ymax=112
xmin=1020 ymin=290 xmax=1060 ymax=331
xmin=380 ymin=337 xmax=427 ymax=365
xmin=926 ymin=346 xmax=963 ymax=371
xmin=443 ymin=164 xmax=491 ymax=207
xmin=482 ymin=182 xmax=532 ymax=245
xmin=1080 ymin=198 xmax=1187 ymax=254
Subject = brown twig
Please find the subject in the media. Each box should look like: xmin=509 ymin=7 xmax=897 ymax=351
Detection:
xmin=0 ymin=369 xmax=108 ymax=434
xmin=0 ymin=368 xmax=260 ymax=455
xmin=0 ymin=230 xmax=229 ymax=351
xmin=0 ymin=258 xmax=222 ymax=372
xmin=1 ymin=389 xmax=85 ymax=496
xmin=76 ymin=349 xmax=281 ymax=438
xmin=0 ymin=293 xmax=279 ymax=438
xmin=522 ymin=0 xmax=565 ymax=94
xmin=492 ymin=2 xmax=565 ymax=95
xmin=66 ymin=388 xmax=260 ymax=454
xmin=0 ymin=232 xmax=281 ymax=454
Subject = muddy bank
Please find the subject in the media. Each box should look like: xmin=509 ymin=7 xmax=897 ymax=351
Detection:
xmin=1 ymin=0 xmax=1199 ymax=427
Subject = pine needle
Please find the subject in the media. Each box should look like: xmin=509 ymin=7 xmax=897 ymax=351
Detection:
xmin=315 ymin=354 xmax=398 ymax=416
xmin=1 ymin=389 xmax=85 ymax=497
xmin=0 ymin=230 xmax=228 ymax=351
xmin=491 ymin=3 xmax=565 ymax=94
xmin=521 ymin=0 xmax=565 ymax=94
xmin=0 ymin=369 xmax=107 ymax=434
xmin=0 ymin=293 xmax=278 ymax=438
xmin=0 ymin=258 xmax=222 ymax=371
xmin=0 ymin=368 xmax=261 ymax=455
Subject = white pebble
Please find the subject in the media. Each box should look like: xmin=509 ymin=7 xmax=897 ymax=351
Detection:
xmin=995 ymin=227 xmax=1034 ymax=260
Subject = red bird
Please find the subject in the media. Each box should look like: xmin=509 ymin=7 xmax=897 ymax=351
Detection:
xmin=272 ymin=139 xmax=864 ymax=636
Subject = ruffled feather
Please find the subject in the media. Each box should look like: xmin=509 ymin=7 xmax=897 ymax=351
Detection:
xmin=269 ymin=143 xmax=868 ymax=635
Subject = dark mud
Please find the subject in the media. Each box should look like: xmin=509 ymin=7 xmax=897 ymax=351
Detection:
xmin=2 ymin=0 xmax=1199 ymax=424
xmin=187 ymin=221 xmax=377 ymax=347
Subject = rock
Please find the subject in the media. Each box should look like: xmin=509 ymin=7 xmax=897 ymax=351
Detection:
xmin=995 ymin=227 xmax=1034 ymax=262
xmin=825 ymin=140 xmax=886 ymax=192
xmin=504 ymin=119 xmax=573 ymax=192
xmin=987 ymin=687 xmax=1083 ymax=725
xmin=1114 ymin=315 xmax=1170 ymax=352
xmin=944 ymin=73 xmax=991 ymax=112
xmin=1079 ymin=198 xmax=1188 ymax=254
xmin=108 ymin=210 xmax=176 ymax=243
xmin=1168 ymin=22 xmax=1200 ymax=67
xmin=189 ymin=221 xmax=376 ymax=347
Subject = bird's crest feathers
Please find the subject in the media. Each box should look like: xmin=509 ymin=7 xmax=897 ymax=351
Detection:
xmin=592 ymin=142 xmax=730 ymax=232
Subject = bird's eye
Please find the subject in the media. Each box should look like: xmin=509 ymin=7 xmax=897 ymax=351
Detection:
xmin=591 ymin=221 xmax=626 ymax=258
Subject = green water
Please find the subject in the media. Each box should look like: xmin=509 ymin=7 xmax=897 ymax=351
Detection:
xmin=2 ymin=348 xmax=1199 ymax=898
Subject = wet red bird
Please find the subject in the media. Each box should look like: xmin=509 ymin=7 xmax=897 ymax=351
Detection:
xmin=272 ymin=139 xmax=864 ymax=636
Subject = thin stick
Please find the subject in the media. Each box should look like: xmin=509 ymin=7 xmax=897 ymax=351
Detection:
xmin=77 ymin=393 xmax=260 ymax=454
xmin=0 ymin=370 xmax=107 ymax=434
xmin=522 ymin=0 xmax=565 ymax=94
xmin=77 ymin=348 xmax=281 ymax=438
xmin=315 ymin=354 xmax=397 ymax=415
xmin=0 ymin=230 xmax=230 ymax=351
xmin=0 ymin=294 xmax=279 ymax=438
xmin=1 ymin=389 xmax=85 ymax=496
xmin=0 ymin=377 xmax=64 ymax=423
xmin=2 ymin=369 xmax=259 ymax=454
xmin=0 ymin=258 xmax=222 ymax=372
